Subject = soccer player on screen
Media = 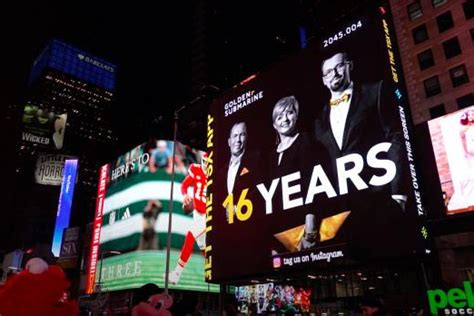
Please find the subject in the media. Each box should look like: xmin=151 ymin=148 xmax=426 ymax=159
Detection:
xmin=164 ymin=152 xmax=208 ymax=284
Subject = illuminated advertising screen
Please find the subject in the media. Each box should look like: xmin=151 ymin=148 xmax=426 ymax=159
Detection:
xmin=21 ymin=104 xmax=67 ymax=150
xmin=235 ymin=283 xmax=312 ymax=314
xmin=428 ymin=106 xmax=474 ymax=215
xmin=35 ymin=154 xmax=74 ymax=185
xmin=206 ymin=4 xmax=427 ymax=282
xmin=51 ymin=159 xmax=79 ymax=257
xmin=86 ymin=140 xmax=219 ymax=293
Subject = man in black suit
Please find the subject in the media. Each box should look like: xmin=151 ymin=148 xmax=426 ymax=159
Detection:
xmin=314 ymin=52 xmax=408 ymax=250
xmin=227 ymin=121 xmax=253 ymax=199
xmin=315 ymin=52 xmax=406 ymax=206
xmin=223 ymin=121 xmax=266 ymax=275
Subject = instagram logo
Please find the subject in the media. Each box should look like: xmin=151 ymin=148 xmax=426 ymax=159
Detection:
xmin=273 ymin=257 xmax=281 ymax=268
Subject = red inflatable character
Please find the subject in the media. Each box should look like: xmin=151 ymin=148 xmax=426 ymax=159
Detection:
xmin=0 ymin=257 xmax=79 ymax=316
xmin=132 ymin=293 xmax=173 ymax=316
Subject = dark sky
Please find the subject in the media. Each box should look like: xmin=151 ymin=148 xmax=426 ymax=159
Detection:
xmin=0 ymin=0 xmax=370 ymax=134
xmin=0 ymin=1 xmax=306 ymax=152
xmin=0 ymin=0 xmax=378 ymax=152
xmin=1 ymin=1 xmax=192 ymax=144
xmin=0 ymin=0 xmax=193 ymax=253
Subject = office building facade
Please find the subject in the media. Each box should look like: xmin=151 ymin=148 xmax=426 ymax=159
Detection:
xmin=12 ymin=39 xmax=117 ymax=253
xmin=390 ymin=0 xmax=474 ymax=123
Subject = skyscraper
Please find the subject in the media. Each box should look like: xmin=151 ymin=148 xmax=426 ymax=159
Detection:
xmin=10 ymin=39 xmax=118 ymax=253
xmin=389 ymin=0 xmax=474 ymax=124
xmin=390 ymin=0 xmax=474 ymax=287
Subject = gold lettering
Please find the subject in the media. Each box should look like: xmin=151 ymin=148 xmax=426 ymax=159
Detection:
xmin=205 ymin=256 xmax=212 ymax=269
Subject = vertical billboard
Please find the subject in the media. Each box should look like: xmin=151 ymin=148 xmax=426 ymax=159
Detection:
xmin=21 ymin=104 xmax=67 ymax=150
xmin=51 ymin=159 xmax=79 ymax=257
xmin=206 ymin=3 xmax=427 ymax=282
xmin=86 ymin=140 xmax=219 ymax=293
xmin=428 ymin=106 xmax=474 ymax=215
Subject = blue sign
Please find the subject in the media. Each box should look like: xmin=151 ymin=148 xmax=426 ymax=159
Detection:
xmin=30 ymin=39 xmax=116 ymax=91
xmin=51 ymin=159 xmax=79 ymax=257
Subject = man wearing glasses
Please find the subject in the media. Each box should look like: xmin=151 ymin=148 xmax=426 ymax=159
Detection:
xmin=313 ymin=51 xmax=407 ymax=244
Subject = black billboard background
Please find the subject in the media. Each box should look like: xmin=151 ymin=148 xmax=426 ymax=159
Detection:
xmin=207 ymin=4 xmax=427 ymax=283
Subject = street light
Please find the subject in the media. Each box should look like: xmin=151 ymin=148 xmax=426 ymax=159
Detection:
xmin=163 ymin=95 xmax=211 ymax=295
xmin=96 ymin=250 xmax=121 ymax=293
xmin=95 ymin=250 xmax=121 ymax=315
xmin=164 ymin=105 xmax=185 ymax=295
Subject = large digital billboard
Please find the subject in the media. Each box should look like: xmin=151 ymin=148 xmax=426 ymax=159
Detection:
xmin=206 ymin=4 xmax=427 ymax=282
xmin=86 ymin=140 xmax=219 ymax=293
xmin=428 ymin=106 xmax=474 ymax=215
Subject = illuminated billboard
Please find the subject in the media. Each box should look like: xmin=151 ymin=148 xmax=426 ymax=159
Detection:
xmin=51 ymin=159 xmax=79 ymax=257
xmin=35 ymin=154 xmax=74 ymax=185
xmin=86 ymin=140 xmax=218 ymax=293
xmin=206 ymin=5 xmax=427 ymax=282
xmin=235 ymin=283 xmax=312 ymax=314
xmin=428 ymin=106 xmax=474 ymax=215
xmin=21 ymin=104 xmax=67 ymax=150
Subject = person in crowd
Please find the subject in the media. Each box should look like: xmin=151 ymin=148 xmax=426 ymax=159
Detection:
xmin=359 ymin=295 xmax=386 ymax=316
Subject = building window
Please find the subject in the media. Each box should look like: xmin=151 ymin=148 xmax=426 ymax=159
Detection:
xmin=449 ymin=64 xmax=469 ymax=87
xmin=408 ymin=1 xmax=423 ymax=20
xmin=412 ymin=24 xmax=429 ymax=44
xmin=436 ymin=11 xmax=454 ymax=32
xmin=442 ymin=37 xmax=462 ymax=59
xmin=417 ymin=49 xmax=435 ymax=70
xmin=432 ymin=0 xmax=447 ymax=7
xmin=456 ymin=93 xmax=474 ymax=109
xmin=424 ymin=76 xmax=442 ymax=97
xmin=429 ymin=104 xmax=446 ymax=119
xmin=463 ymin=1 xmax=474 ymax=19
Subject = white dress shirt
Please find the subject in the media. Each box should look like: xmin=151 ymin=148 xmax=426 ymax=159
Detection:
xmin=227 ymin=151 xmax=244 ymax=194
xmin=329 ymin=82 xmax=354 ymax=150
xmin=329 ymin=82 xmax=407 ymax=206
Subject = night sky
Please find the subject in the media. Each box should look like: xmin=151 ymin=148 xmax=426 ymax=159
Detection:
xmin=1 ymin=1 xmax=192 ymax=144
xmin=0 ymin=0 xmax=364 ymax=144
xmin=0 ymin=1 xmax=304 ymax=149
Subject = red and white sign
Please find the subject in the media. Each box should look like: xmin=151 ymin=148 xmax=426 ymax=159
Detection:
xmin=86 ymin=164 xmax=109 ymax=294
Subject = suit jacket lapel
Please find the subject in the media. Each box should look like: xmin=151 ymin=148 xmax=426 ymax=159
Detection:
xmin=341 ymin=84 xmax=362 ymax=152
xmin=237 ymin=152 xmax=247 ymax=178
xmin=322 ymin=105 xmax=341 ymax=155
